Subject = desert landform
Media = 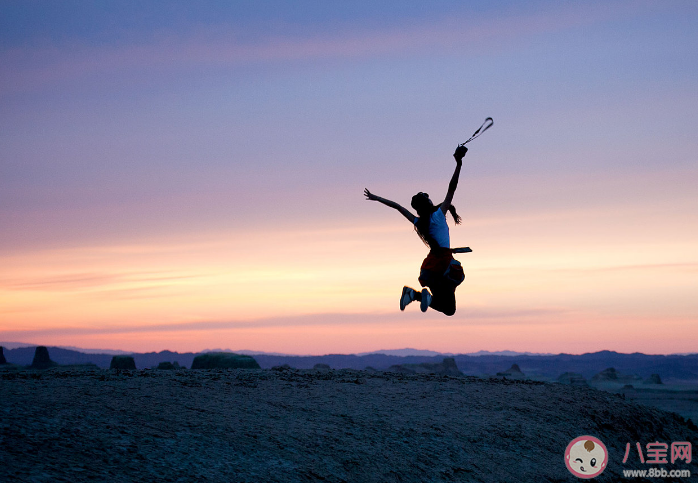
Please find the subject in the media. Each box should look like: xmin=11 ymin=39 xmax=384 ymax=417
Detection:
xmin=2 ymin=347 xmax=697 ymax=482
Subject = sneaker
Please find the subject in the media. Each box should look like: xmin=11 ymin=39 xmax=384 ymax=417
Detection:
xmin=420 ymin=288 xmax=432 ymax=312
xmin=400 ymin=286 xmax=416 ymax=311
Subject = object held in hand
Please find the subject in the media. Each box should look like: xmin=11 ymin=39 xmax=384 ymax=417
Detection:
xmin=454 ymin=145 xmax=468 ymax=159
xmin=459 ymin=117 xmax=493 ymax=146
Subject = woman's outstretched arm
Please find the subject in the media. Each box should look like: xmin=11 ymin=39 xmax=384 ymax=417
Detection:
xmin=441 ymin=146 xmax=467 ymax=214
xmin=364 ymin=188 xmax=416 ymax=223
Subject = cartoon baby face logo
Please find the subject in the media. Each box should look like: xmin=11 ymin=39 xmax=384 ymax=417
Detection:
xmin=565 ymin=436 xmax=608 ymax=479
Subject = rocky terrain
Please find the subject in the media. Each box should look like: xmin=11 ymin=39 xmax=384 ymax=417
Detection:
xmin=386 ymin=357 xmax=462 ymax=376
xmin=4 ymin=347 xmax=698 ymax=382
xmin=1 ymin=367 xmax=697 ymax=482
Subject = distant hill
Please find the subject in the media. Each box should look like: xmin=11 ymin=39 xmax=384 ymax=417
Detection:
xmin=3 ymin=346 xmax=698 ymax=381
xmin=357 ymin=349 xmax=554 ymax=357
xmin=465 ymin=350 xmax=556 ymax=357
xmin=204 ymin=349 xmax=291 ymax=357
xmin=4 ymin=346 xmax=114 ymax=367
xmin=356 ymin=348 xmax=450 ymax=357
xmin=251 ymin=351 xmax=698 ymax=381
xmin=0 ymin=342 xmax=130 ymax=354
xmin=0 ymin=342 xmax=39 ymax=349
xmin=3 ymin=347 xmax=198 ymax=370
xmin=54 ymin=346 xmax=131 ymax=355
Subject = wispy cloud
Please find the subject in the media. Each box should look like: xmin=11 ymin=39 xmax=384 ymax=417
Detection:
xmin=0 ymin=270 xmax=203 ymax=292
xmin=0 ymin=306 xmax=573 ymax=341
xmin=477 ymin=262 xmax=698 ymax=276
xmin=548 ymin=262 xmax=698 ymax=275
xmin=0 ymin=2 xmax=635 ymax=94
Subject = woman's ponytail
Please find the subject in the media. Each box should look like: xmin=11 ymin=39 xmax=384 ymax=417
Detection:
xmin=448 ymin=205 xmax=462 ymax=225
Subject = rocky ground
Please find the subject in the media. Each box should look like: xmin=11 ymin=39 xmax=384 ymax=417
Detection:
xmin=1 ymin=367 xmax=697 ymax=482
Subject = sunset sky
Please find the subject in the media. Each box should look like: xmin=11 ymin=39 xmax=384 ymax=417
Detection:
xmin=1 ymin=1 xmax=697 ymax=355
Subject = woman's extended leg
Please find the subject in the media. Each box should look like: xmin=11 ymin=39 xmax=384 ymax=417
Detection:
xmin=426 ymin=279 xmax=456 ymax=316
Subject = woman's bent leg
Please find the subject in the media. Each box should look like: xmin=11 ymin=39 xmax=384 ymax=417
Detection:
xmin=400 ymin=286 xmax=422 ymax=311
xmin=427 ymin=279 xmax=456 ymax=316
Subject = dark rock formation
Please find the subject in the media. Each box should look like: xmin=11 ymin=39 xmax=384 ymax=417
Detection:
xmin=387 ymin=357 xmax=462 ymax=376
xmin=157 ymin=361 xmax=178 ymax=370
xmin=0 ymin=346 xmax=6 ymax=364
xmin=313 ymin=363 xmax=331 ymax=371
xmin=191 ymin=352 xmax=260 ymax=370
xmin=30 ymin=346 xmax=58 ymax=369
xmin=557 ymin=372 xmax=589 ymax=386
xmin=497 ymin=363 xmax=525 ymax=379
xmin=272 ymin=364 xmax=292 ymax=371
xmin=592 ymin=367 xmax=619 ymax=381
xmin=643 ymin=374 xmax=663 ymax=384
xmin=110 ymin=355 xmax=136 ymax=370
xmin=437 ymin=357 xmax=463 ymax=376
xmin=591 ymin=367 xmax=642 ymax=383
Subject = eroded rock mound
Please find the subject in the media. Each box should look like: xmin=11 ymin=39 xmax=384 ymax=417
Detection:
xmin=644 ymin=373 xmax=663 ymax=385
xmin=191 ymin=352 xmax=260 ymax=369
xmin=0 ymin=346 xmax=6 ymax=365
xmin=388 ymin=357 xmax=462 ymax=376
xmin=497 ymin=363 xmax=525 ymax=379
xmin=157 ymin=361 xmax=181 ymax=370
xmin=313 ymin=363 xmax=331 ymax=371
xmin=557 ymin=372 xmax=589 ymax=386
xmin=592 ymin=367 xmax=642 ymax=384
xmin=30 ymin=346 xmax=58 ymax=369
xmin=110 ymin=355 xmax=136 ymax=370
xmin=592 ymin=367 xmax=619 ymax=381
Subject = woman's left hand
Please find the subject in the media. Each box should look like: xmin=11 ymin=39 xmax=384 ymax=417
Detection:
xmin=453 ymin=145 xmax=468 ymax=163
xmin=364 ymin=188 xmax=378 ymax=201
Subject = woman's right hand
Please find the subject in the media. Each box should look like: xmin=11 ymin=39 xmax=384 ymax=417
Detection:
xmin=364 ymin=188 xmax=378 ymax=201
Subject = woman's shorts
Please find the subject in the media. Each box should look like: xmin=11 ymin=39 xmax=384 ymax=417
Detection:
xmin=419 ymin=250 xmax=465 ymax=288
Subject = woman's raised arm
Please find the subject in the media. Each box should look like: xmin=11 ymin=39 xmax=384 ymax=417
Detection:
xmin=364 ymin=188 xmax=416 ymax=224
xmin=441 ymin=146 xmax=467 ymax=214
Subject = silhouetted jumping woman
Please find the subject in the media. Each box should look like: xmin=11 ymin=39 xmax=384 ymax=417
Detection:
xmin=364 ymin=145 xmax=469 ymax=316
